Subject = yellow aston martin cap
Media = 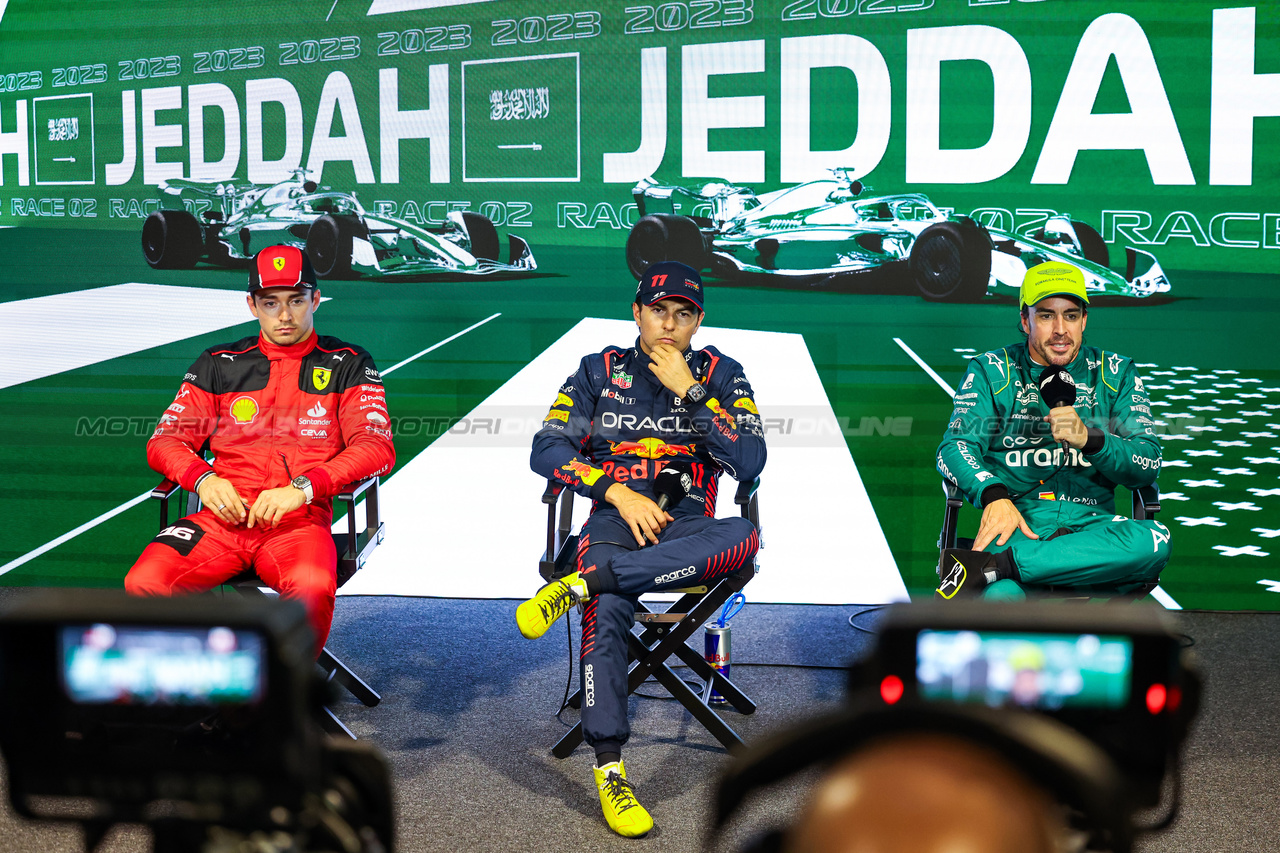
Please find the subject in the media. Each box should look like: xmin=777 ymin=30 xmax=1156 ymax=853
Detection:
xmin=1020 ymin=261 xmax=1089 ymax=309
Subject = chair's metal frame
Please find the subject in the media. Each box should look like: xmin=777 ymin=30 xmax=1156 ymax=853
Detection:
xmin=539 ymin=477 xmax=761 ymax=758
xmin=152 ymin=476 xmax=385 ymax=738
xmin=938 ymin=478 xmax=1162 ymax=598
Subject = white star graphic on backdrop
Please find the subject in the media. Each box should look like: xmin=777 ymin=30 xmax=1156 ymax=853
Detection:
xmin=1161 ymin=492 xmax=1190 ymax=501
xmin=1244 ymin=433 xmax=1277 ymax=439
xmin=1215 ymin=399 xmax=1243 ymax=405
xmin=1215 ymin=383 xmax=1241 ymax=389
xmin=1181 ymin=479 xmax=1223 ymax=488
xmin=1214 ymin=440 xmax=1250 ymax=447
xmin=1244 ymin=457 xmax=1280 ymax=464
xmin=1238 ymin=377 xmax=1262 ymax=383
xmin=1186 ymin=450 xmax=1222 ymax=457
xmin=1239 ymin=394 xmax=1266 ymax=399
xmin=1186 ymin=424 xmax=1220 ymax=431
xmin=1258 ymin=579 xmax=1280 ymax=591
xmin=1214 ymin=418 xmax=1247 ymax=425
xmin=1211 ymin=369 xmax=1238 ymax=374
xmin=1262 ymin=388 xmax=1280 ymax=393
xmin=1177 ymin=516 xmax=1226 ymax=527
xmin=1215 ymin=545 xmax=1269 ymax=557
xmin=1163 ymin=460 xmax=1191 ymax=467
xmin=1174 ymin=366 xmax=1198 ymax=371
xmin=1253 ymin=528 xmax=1280 ymax=539
xmin=1189 ymin=407 xmax=1220 ymax=413
xmin=1214 ymin=501 xmax=1261 ymax=512
xmin=1247 ymin=488 xmax=1280 ymax=498
xmin=1213 ymin=468 xmax=1256 ymax=476
xmin=1165 ymin=434 xmax=1193 ymax=441
xmin=1151 ymin=401 xmax=1171 ymax=407
xmin=1190 ymin=388 xmax=1216 ymax=395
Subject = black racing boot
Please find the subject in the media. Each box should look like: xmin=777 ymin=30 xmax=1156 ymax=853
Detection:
xmin=936 ymin=549 xmax=1017 ymax=599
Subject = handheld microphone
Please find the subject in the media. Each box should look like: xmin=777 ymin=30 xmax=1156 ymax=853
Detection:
xmin=653 ymin=463 xmax=693 ymax=512
xmin=1038 ymin=365 xmax=1078 ymax=454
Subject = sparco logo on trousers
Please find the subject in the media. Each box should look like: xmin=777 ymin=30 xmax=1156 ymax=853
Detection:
xmin=584 ymin=664 xmax=595 ymax=707
xmin=655 ymin=566 xmax=697 ymax=585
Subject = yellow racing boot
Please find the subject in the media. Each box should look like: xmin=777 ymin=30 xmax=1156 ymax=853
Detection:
xmin=594 ymin=759 xmax=653 ymax=838
xmin=515 ymin=572 xmax=586 ymax=639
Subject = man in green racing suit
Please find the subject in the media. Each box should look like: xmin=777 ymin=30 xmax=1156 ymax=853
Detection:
xmin=935 ymin=261 xmax=1170 ymax=600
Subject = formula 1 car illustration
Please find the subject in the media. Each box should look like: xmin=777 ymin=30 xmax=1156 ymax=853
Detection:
xmin=625 ymin=170 xmax=1169 ymax=302
xmin=141 ymin=170 xmax=536 ymax=279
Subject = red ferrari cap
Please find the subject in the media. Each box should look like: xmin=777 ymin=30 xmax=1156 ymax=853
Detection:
xmin=248 ymin=245 xmax=317 ymax=292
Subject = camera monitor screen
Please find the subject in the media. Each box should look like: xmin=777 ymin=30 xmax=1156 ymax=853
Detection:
xmin=60 ymin=623 xmax=265 ymax=705
xmin=917 ymin=630 xmax=1133 ymax=710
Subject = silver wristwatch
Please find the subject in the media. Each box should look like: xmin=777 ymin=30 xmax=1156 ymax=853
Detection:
xmin=291 ymin=475 xmax=314 ymax=504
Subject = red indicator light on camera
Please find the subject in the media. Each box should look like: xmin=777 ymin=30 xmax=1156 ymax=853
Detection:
xmin=1146 ymin=683 xmax=1167 ymax=714
xmin=880 ymin=675 xmax=904 ymax=705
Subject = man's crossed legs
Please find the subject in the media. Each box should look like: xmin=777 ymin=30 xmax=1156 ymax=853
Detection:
xmin=938 ymin=502 xmax=1171 ymax=600
xmin=516 ymin=508 xmax=759 ymax=837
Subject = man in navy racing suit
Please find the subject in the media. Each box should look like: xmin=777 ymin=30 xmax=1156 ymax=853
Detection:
xmin=935 ymin=261 xmax=1170 ymax=600
xmin=517 ymin=262 xmax=766 ymax=837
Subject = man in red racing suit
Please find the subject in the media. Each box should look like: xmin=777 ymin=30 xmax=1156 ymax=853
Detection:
xmin=125 ymin=245 xmax=395 ymax=656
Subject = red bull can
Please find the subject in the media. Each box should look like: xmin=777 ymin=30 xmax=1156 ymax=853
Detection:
xmin=704 ymin=624 xmax=731 ymax=704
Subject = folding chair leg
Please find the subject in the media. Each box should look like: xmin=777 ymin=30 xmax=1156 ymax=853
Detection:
xmin=622 ymin=630 xmax=747 ymax=742
xmin=318 ymin=647 xmax=381 ymax=708
xmin=551 ymin=721 xmax=585 ymax=759
xmin=627 ymin=588 xmax=728 ymax=688
xmin=549 ymin=661 xmax=749 ymax=758
xmin=668 ymin=641 xmax=756 ymax=715
xmin=548 ymin=578 xmax=753 ymax=759
xmin=320 ymin=705 xmax=357 ymax=740
xmin=646 ymin=659 xmax=744 ymax=751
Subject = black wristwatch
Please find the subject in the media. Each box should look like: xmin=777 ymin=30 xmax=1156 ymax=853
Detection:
xmin=685 ymin=382 xmax=707 ymax=404
xmin=291 ymin=475 xmax=314 ymax=504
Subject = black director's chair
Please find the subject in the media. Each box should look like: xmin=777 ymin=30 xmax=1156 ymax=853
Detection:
xmin=539 ymin=476 xmax=762 ymax=759
xmin=152 ymin=476 xmax=385 ymax=738
xmin=938 ymin=478 xmax=1163 ymax=599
